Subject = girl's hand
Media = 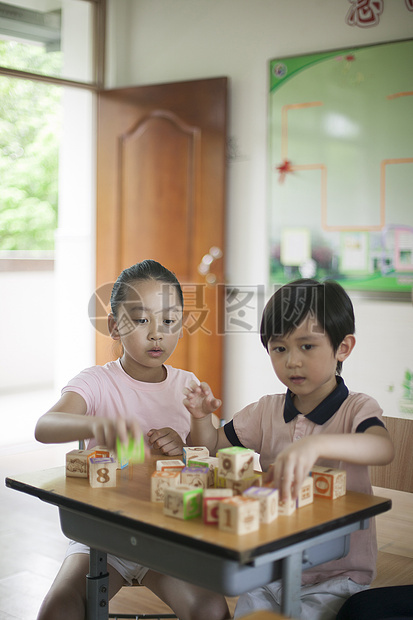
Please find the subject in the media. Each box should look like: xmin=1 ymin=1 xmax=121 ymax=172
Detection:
xmin=147 ymin=427 xmax=185 ymax=456
xmin=91 ymin=416 xmax=143 ymax=452
xmin=183 ymin=381 xmax=222 ymax=419
xmin=264 ymin=436 xmax=319 ymax=501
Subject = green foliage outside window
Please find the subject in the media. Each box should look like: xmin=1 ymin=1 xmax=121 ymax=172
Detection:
xmin=0 ymin=40 xmax=62 ymax=251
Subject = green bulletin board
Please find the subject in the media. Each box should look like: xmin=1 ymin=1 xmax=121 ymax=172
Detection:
xmin=268 ymin=39 xmax=413 ymax=295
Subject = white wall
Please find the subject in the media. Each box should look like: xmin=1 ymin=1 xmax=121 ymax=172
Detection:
xmin=103 ymin=0 xmax=413 ymax=420
xmin=102 ymin=0 xmax=413 ymax=419
xmin=0 ymin=270 xmax=55 ymax=391
xmin=53 ymin=3 xmax=96 ymax=390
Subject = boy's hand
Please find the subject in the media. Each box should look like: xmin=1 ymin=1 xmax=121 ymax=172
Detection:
xmin=147 ymin=427 xmax=185 ymax=456
xmin=183 ymin=381 xmax=222 ymax=419
xmin=264 ymin=436 xmax=319 ymax=501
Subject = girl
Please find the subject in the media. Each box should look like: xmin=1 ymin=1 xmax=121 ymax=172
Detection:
xmin=35 ymin=259 xmax=231 ymax=620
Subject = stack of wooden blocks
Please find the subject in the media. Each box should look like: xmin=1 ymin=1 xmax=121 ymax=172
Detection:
xmin=152 ymin=447 xmax=346 ymax=535
xmin=66 ymin=445 xmax=127 ymax=488
xmin=66 ymin=443 xmax=347 ymax=535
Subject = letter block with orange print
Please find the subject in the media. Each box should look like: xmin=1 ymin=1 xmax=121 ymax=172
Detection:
xmin=182 ymin=446 xmax=210 ymax=464
xmin=297 ymin=476 xmax=314 ymax=508
xmin=218 ymin=495 xmax=260 ymax=534
xmin=155 ymin=459 xmax=185 ymax=474
xmin=311 ymin=465 xmax=346 ymax=499
xmin=151 ymin=470 xmax=181 ymax=502
xmin=278 ymin=495 xmax=296 ymax=516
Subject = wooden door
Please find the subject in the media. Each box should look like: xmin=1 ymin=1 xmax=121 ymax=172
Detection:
xmin=95 ymin=77 xmax=227 ymax=402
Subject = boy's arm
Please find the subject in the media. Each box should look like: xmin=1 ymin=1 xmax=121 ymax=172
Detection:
xmin=183 ymin=381 xmax=232 ymax=454
xmin=266 ymin=426 xmax=394 ymax=501
xmin=35 ymin=391 xmax=141 ymax=450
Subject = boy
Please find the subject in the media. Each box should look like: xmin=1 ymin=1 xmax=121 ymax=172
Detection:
xmin=184 ymin=278 xmax=394 ymax=620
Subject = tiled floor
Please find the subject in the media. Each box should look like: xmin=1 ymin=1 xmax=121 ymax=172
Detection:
xmin=1 ymin=444 xmax=72 ymax=620
xmin=1 ymin=389 xmax=76 ymax=619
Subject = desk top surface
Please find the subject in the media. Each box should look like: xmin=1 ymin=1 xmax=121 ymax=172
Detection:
xmin=6 ymin=459 xmax=391 ymax=563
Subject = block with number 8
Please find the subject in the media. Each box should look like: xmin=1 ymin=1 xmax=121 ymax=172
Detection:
xmin=89 ymin=457 xmax=117 ymax=488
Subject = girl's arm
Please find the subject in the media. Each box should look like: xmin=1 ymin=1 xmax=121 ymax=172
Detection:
xmin=35 ymin=391 xmax=142 ymax=450
xmin=183 ymin=381 xmax=232 ymax=454
xmin=266 ymin=426 xmax=395 ymax=501
xmin=147 ymin=427 xmax=186 ymax=456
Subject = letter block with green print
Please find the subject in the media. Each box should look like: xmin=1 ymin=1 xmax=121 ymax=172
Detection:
xmin=163 ymin=485 xmax=203 ymax=520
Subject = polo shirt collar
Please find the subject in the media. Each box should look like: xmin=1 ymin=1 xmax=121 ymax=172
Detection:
xmin=283 ymin=376 xmax=349 ymax=425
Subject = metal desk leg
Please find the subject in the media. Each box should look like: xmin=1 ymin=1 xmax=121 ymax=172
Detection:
xmin=281 ymin=551 xmax=302 ymax=618
xmin=86 ymin=548 xmax=109 ymax=620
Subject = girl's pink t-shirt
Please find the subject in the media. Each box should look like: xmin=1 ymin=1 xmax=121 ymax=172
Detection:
xmin=62 ymin=359 xmax=196 ymax=449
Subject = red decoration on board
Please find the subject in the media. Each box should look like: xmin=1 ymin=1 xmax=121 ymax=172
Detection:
xmin=406 ymin=0 xmax=413 ymax=11
xmin=276 ymin=159 xmax=293 ymax=184
xmin=346 ymin=0 xmax=384 ymax=27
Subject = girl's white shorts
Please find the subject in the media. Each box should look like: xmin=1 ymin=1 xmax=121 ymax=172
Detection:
xmin=65 ymin=540 xmax=149 ymax=586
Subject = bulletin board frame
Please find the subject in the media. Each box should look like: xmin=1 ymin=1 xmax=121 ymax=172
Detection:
xmin=268 ymin=38 xmax=413 ymax=300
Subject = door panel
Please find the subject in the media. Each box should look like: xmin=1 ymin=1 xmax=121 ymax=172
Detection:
xmin=96 ymin=77 xmax=227 ymax=402
xmin=120 ymin=112 xmax=198 ymax=275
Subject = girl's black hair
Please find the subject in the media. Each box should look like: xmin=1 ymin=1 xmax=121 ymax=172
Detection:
xmin=110 ymin=259 xmax=184 ymax=318
xmin=260 ymin=278 xmax=355 ymax=375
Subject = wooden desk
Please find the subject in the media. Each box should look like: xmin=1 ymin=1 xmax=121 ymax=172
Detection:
xmin=6 ymin=461 xmax=391 ymax=620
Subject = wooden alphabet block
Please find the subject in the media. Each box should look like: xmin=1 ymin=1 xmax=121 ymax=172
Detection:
xmin=92 ymin=445 xmax=111 ymax=458
xmin=116 ymin=434 xmax=145 ymax=464
xmin=93 ymin=445 xmax=128 ymax=470
xmin=116 ymin=454 xmax=129 ymax=470
xmin=203 ymin=488 xmax=234 ymax=524
xmin=243 ymin=486 xmax=279 ymax=523
xmin=163 ymin=485 xmax=203 ymax=519
xmin=181 ymin=466 xmax=209 ymax=489
xmin=90 ymin=445 xmax=128 ymax=471
xmin=218 ymin=495 xmax=260 ymax=534
xmin=311 ymin=465 xmax=346 ymax=499
xmin=278 ymin=496 xmax=296 ymax=516
xmin=297 ymin=476 xmax=314 ymax=508
xmin=188 ymin=456 xmax=218 ymax=487
xmin=218 ymin=472 xmax=262 ymax=494
xmin=182 ymin=446 xmax=209 ymax=464
xmin=217 ymin=447 xmax=255 ymax=481
xmin=151 ymin=470 xmax=181 ymax=502
xmin=156 ymin=459 xmax=185 ymax=473
xmin=66 ymin=448 xmax=96 ymax=477
xmin=88 ymin=457 xmax=117 ymax=488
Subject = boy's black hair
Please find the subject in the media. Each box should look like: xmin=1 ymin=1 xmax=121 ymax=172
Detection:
xmin=110 ymin=259 xmax=184 ymax=318
xmin=260 ymin=278 xmax=355 ymax=375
